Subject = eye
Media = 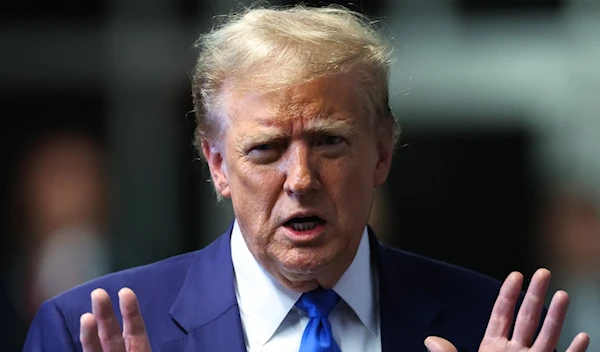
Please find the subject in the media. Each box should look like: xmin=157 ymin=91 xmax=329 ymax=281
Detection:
xmin=252 ymin=143 xmax=276 ymax=151
xmin=316 ymin=135 xmax=344 ymax=146
xmin=246 ymin=143 xmax=283 ymax=164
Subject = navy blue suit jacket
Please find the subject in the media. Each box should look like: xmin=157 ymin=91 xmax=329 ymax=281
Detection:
xmin=23 ymin=226 xmax=527 ymax=351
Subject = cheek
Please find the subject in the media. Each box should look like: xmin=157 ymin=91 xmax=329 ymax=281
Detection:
xmin=321 ymin=155 xmax=374 ymax=218
xmin=228 ymin=162 xmax=284 ymax=223
xmin=327 ymin=143 xmax=376 ymax=186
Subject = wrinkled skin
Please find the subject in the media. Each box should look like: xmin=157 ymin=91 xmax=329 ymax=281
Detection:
xmin=202 ymin=73 xmax=394 ymax=292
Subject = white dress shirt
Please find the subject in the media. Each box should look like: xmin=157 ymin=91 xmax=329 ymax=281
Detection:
xmin=231 ymin=220 xmax=381 ymax=352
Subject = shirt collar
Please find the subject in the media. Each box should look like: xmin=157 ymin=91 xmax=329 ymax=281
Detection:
xmin=332 ymin=226 xmax=378 ymax=336
xmin=231 ymin=220 xmax=376 ymax=344
xmin=231 ymin=220 xmax=301 ymax=345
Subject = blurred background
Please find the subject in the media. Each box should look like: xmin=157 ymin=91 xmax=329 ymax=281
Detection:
xmin=1 ymin=0 xmax=599 ymax=350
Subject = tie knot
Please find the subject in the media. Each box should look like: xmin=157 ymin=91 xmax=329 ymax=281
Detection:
xmin=295 ymin=288 xmax=340 ymax=318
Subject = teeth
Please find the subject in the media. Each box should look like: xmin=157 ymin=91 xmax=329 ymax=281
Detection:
xmin=291 ymin=221 xmax=318 ymax=231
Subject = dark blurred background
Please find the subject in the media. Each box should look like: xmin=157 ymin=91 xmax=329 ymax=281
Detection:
xmin=2 ymin=0 xmax=599 ymax=350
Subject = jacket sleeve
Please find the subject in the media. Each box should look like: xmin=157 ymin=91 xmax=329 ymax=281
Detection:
xmin=22 ymin=300 xmax=79 ymax=352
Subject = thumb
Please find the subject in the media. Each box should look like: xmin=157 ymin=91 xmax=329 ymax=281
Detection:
xmin=424 ymin=336 xmax=458 ymax=352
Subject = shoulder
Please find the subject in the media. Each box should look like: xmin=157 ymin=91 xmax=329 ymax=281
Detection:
xmin=23 ymin=249 xmax=204 ymax=351
xmin=24 ymin=231 xmax=234 ymax=350
xmin=52 ymin=251 xmax=201 ymax=305
xmin=50 ymin=250 xmax=200 ymax=333
xmin=32 ymin=231 xmax=230 ymax=347
xmin=380 ymin=243 xmax=504 ymax=299
xmin=50 ymin=230 xmax=232 ymax=309
xmin=379 ymin=243 xmax=503 ymax=337
xmin=377 ymin=243 xmax=543 ymax=350
xmin=55 ymin=248 xmax=200 ymax=304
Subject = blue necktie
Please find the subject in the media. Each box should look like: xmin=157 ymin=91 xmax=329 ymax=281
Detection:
xmin=295 ymin=288 xmax=341 ymax=352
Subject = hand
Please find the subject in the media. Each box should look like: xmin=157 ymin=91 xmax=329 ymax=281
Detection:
xmin=79 ymin=288 xmax=152 ymax=352
xmin=424 ymin=268 xmax=590 ymax=352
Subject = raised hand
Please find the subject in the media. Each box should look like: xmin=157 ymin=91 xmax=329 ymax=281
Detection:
xmin=79 ymin=288 xmax=152 ymax=352
xmin=425 ymin=269 xmax=590 ymax=352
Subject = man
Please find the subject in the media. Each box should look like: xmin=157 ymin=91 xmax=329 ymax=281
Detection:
xmin=23 ymin=5 xmax=590 ymax=352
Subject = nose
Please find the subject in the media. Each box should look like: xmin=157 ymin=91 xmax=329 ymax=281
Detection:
xmin=283 ymin=144 xmax=321 ymax=196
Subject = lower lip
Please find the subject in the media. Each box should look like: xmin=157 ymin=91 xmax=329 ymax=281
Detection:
xmin=283 ymin=222 xmax=326 ymax=242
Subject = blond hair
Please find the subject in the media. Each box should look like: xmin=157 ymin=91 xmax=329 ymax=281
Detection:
xmin=191 ymin=4 xmax=398 ymax=152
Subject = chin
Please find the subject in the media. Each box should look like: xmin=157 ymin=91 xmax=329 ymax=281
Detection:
xmin=275 ymin=247 xmax=337 ymax=277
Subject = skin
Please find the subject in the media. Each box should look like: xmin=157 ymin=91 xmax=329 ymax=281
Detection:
xmin=80 ymin=288 xmax=151 ymax=352
xmin=77 ymin=73 xmax=589 ymax=351
xmin=202 ymin=72 xmax=394 ymax=291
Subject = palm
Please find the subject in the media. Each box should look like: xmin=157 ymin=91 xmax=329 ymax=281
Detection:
xmin=425 ymin=269 xmax=590 ymax=352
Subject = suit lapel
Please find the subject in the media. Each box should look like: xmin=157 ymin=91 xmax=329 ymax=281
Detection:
xmin=157 ymin=223 xmax=246 ymax=352
xmin=369 ymin=228 xmax=443 ymax=351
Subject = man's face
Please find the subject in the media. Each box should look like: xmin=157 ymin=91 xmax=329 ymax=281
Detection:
xmin=203 ymin=73 xmax=393 ymax=291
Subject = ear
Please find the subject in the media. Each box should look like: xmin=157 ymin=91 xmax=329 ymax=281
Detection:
xmin=201 ymin=138 xmax=231 ymax=198
xmin=373 ymin=115 xmax=395 ymax=187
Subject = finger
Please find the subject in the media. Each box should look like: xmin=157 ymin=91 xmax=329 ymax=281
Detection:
xmin=91 ymin=288 xmax=127 ymax=352
xmin=566 ymin=332 xmax=590 ymax=352
xmin=80 ymin=313 xmax=102 ymax=352
xmin=531 ymin=290 xmax=570 ymax=351
xmin=484 ymin=271 xmax=524 ymax=339
xmin=119 ymin=287 xmax=151 ymax=351
xmin=512 ymin=268 xmax=551 ymax=346
xmin=424 ymin=336 xmax=458 ymax=352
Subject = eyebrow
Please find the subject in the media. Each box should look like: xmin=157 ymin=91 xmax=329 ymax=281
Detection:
xmin=239 ymin=131 xmax=287 ymax=149
xmin=304 ymin=117 xmax=359 ymax=136
xmin=237 ymin=114 xmax=360 ymax=150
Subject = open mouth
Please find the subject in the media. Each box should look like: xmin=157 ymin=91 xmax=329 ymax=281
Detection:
xmin=284 ymin=215 xmax=326 ymax=232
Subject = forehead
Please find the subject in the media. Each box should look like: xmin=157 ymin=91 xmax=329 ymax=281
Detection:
xmin=225 ymin=73 xmax=366 ymax=126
